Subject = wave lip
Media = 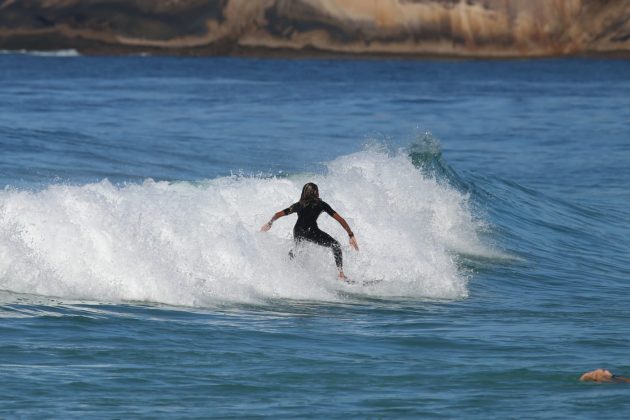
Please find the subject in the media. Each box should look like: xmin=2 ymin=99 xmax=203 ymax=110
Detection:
xmin=0 ymin=147 xmax=491 ymax=307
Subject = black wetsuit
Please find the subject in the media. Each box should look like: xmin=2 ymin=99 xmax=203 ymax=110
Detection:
xmin=283 ymin=199 xmax=343 ymax=269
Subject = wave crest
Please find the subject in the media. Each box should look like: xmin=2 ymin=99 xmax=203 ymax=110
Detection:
xmin=0 ymin=147 xmax=491 ymax=306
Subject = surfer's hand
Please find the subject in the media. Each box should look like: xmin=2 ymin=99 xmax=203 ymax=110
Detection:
xmin=349 ymin=236 xmax=359 ymax=251
xmin=260 ymin=222 xmax=272 ymax=232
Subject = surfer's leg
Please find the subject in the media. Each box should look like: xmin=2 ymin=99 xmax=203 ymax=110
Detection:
xmin=307 ymin=229 xmax=343 ymax=270
xmin=289 ymin=236 xmax=303 ymax=260
xmin=331 ymin=241 xmax=343 ymax=269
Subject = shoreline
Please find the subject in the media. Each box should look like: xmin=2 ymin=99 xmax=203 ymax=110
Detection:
xmin=2 ymin=40 xmax=629 ymax=61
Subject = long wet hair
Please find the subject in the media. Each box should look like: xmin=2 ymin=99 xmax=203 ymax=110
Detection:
xmin=299 ymin=182 xmax=320 ymax=206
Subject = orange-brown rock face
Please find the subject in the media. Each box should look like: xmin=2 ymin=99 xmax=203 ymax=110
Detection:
xmin=0 ymin=0 xmax=628 ymax=57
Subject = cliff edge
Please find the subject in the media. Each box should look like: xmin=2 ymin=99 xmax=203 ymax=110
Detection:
xmin=1 ymin=0 xmax=629 ymax=57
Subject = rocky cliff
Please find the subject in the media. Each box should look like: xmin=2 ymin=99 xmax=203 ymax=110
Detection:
xmin=1 ymin=0 xmax=629 ymax=57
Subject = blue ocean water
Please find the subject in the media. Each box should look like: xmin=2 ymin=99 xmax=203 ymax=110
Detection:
xmin=1 ymin=53 xmax=630 ymax=417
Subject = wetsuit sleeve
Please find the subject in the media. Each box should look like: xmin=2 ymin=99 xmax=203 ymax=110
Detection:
xmin=320 ymin=201 xmax=336 ymax=216
xmin=283 ymin=202 xmax=301 ymax=215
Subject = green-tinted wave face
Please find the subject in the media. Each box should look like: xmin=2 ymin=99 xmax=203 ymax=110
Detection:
xmin=407 ymin=134 xmax=469 ymax=192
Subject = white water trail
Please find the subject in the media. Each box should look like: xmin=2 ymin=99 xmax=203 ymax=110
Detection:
xmin=0 ymin=148 xmax=492 ymax=307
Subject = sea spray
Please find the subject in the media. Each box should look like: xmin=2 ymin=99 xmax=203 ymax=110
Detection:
xmin=0 ymin=148 xmax=491 ymax=306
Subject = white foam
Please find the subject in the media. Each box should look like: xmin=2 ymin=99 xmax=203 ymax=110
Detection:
xmin=0 ymin=148 xmax=491 ymax=307
xmin=0 ymin=49 xmax=80 ymax=57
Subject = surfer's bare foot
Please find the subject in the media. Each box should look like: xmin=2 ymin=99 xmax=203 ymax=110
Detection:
xmin=338 ymin=271 xmax=347 ymax=281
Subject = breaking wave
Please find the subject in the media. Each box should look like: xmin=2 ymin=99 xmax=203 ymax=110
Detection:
xmin=0 ymin=145 xmax=494 ymax=307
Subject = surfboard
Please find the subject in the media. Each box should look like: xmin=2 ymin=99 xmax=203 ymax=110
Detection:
xmin=343 ymin=279 xmax=383 ymax=286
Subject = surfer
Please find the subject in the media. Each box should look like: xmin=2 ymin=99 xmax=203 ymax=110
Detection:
xmin=580 ymin=369 xmax=630 ymax=383
xmin=261 ymin=182 xmax=359 ymax=281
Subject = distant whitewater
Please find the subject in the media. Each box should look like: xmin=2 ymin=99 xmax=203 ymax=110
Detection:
xmin=0 ymin=49 xmax=80 ymax=57
xmin=0 ymin=147 xmax=493 ymax=306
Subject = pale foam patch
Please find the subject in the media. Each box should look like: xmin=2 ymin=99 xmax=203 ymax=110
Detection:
xmin=0 ymin=49 xmax=80 ymax=57
xmin=0 ymin=149 xmax=491 ymax=306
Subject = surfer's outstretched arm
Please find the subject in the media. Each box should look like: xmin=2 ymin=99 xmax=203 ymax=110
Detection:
xmin=260 ymin=210 xmax=286 ymax=232
xmin=332 ymin=213 xmax=359 ymax=251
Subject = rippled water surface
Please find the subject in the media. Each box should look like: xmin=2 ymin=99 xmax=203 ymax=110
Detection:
xmin=1 ymin=54 xmax=629 ymax=417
